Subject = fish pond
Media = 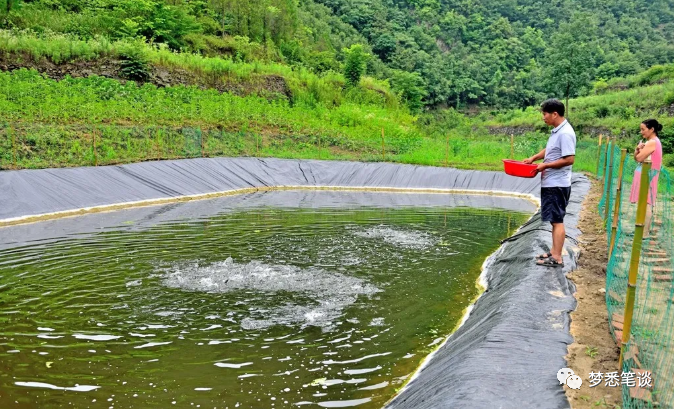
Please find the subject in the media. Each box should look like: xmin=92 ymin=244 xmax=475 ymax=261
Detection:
xmin=0 ymin=191 xmax=533 ymax=408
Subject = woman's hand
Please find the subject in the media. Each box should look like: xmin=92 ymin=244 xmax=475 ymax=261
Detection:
xmin=522 ymin=157 xmax=534 ymax=164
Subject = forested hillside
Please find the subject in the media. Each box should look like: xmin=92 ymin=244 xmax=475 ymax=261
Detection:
xmin=1 ymin=0 xmax=673 ymax=110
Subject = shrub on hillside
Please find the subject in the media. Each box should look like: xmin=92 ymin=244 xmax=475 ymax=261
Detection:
xmin=343 ymin=44 xmax=369 ymax=88
xmin=594 ymin=105 xmax=610 ymax=118
xmin=660 ymin=127 xmax=674 ymax=155
xmin=119 ymin=47 xmax=150 ymax=81
xmin=390 ymin=70 xmax=427 ymax=114
xmin=664 ymin=153 xmax=674 ymax=168
xmin=664 ymin=91 xmax=674 ymax=107
xmin=592 ymin=79 xmax=609 ymax=95
xmin=630 ymin=64 xmax=674 ymax=87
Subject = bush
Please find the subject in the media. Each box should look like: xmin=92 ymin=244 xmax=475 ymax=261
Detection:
xmin=592 ymin=79 xmax=609 ymax=95
xmin=119 ymin=47 xmax=150 ymax=81
xmin=594 ymin=105 xmax=610 ymax=118
xmin=343 ymin=44 xmax=369 ymax=88
xmin=660 ymin=127 xmax=674 ymax=155
xmin=390 ymin=70 xmax=427 ymax=113
xmin=664 ymin=153 xmax=674 ymax=168
xmin=664 ymin=91 xmax=674 ymax=107
xmin=630 ymin=64 xmax=674 ymax=87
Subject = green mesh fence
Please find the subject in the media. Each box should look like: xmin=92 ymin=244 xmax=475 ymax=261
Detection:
xmin=597 ymin=142 xmax=608 ymax=180
xmin=599 ymin=145 xmax=674 ymax=408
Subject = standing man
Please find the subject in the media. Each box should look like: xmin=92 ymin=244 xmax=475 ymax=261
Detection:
xmin=523 ymin=99 xmax=576 ymax=267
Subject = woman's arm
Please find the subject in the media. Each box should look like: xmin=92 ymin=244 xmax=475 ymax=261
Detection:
xmin=635 ymin=140 xmax=656 ymax=162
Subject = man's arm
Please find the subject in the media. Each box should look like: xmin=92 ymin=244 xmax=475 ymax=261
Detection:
xmin=537 ymin=155 xmax=575 ymax=172
xmin=522 ymin=148 xmax=546 ymax=164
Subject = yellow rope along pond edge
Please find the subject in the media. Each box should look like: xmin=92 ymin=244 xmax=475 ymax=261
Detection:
xmin=0 ymin=185 xmax=541 ymax=227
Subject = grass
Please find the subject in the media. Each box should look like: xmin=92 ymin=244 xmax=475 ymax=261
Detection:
xmin=0 ymin=67 xmax=607 ymax=172
xmin=483 ymin=80 xmax=674 ymax=138
xmin=0 ymin=29 xmax=396 ymax=110
xmin=3 ymin=48 xmax=674 ymax=174
xmin=585 ymin=346 xmax=599 ymax=358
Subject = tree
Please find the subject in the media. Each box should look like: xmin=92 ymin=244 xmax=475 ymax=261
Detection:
xmin=391 ymin=70 xmax=427 ymax=113
xmin=1 ymin=0 xmax=20 ymax=21
xmin=343 ymin=44 xmax=369 ymax=87
xmin=543 ymin=14 xmax=600 ymax=116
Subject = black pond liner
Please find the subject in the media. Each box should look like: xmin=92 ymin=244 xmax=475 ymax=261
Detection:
xmin=0 ymin=157 xmax=589 ymax=408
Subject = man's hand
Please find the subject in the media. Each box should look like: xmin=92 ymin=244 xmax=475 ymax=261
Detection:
xmin=536 ymin=163 xmax=546 ymax=173
xmin=522 ymin=157 xmax=534 ymax=164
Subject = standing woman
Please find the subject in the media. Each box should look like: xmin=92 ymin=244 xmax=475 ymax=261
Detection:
xmin=630 ymin=118 xmax=663 ymax=238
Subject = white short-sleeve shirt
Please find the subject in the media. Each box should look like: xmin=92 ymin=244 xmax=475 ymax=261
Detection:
xmin=542 ymin=119 xmax=576 ymax=188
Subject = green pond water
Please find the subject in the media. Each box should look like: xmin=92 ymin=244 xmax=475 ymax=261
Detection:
xmin=0 ymin=202 xmax=529 ymax=409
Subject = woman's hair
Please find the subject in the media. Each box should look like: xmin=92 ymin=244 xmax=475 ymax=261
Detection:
xmin=642 ymin=118 xmax=663 ymax=135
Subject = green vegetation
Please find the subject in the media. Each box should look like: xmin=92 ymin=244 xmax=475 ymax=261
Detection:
xmin=1 ymin=0 xmax=673 ymax=110
xmin=1 ymin=67 xmax=606 ymax=172
xmin=483 ymin=70 xmax=674 ymax=155
xmin=0 ymin=1 xmax=673 ymax=174
xmin=585 ymin=346 xmax=599 ymax=358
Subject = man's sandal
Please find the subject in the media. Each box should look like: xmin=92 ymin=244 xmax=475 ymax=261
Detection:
xmin=536 ymin=257 xmax=564 ymax=268
xmin=536 ymin=252 xmax=553 ymax=260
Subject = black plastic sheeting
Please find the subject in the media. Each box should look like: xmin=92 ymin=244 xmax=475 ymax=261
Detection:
xmin=0 ymin=158 xmax=540 ymax=222
xmin=387 ymin=174 xmax=589 ymax=409
xmin=0 ymin=158 xmax=590 ymax=409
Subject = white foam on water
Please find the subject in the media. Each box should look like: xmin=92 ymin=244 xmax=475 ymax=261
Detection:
xmin=160 ymin=257 xmax=380 ymax=329
xmin=322 ymin=353 xmax=390 ymax=365
xmin=358 ymin=381 xmax=389 ymax=390
xmin=317 ymin=398 xmax=371 ymax=408
xmin=352 ymin=226 xmax=438 ymax=249
xmin=343 ymin=366 xmax=382 ymax=375
xmin=214 ymin=362 xmax=253 ymax=369
xmin=129 ymin=333 xmax=156 ymax=338
xmin=15 ymin=382 xmax=100 ymax=392
xmin=134 ymin=342 xmax=172 ymax=349
xmin=37 ymin=334 xmax=63 ymax=339
xmin=73 ymin=334 xmax=121 ymax=341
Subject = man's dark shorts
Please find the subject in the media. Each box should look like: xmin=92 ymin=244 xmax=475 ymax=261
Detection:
xmin=541 ymin=187 xmax=571 ymax=224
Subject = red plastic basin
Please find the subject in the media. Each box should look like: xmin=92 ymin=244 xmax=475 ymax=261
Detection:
xmin=502 ymin=159 xmax=539 ymax=178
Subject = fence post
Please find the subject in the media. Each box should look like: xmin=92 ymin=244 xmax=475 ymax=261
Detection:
xmin=510 ymin=134 xmax=514 ymax=159
xmin=201 ymin=129 xmax=205 ymax=158
xmin=618 ymin=159 xmax=652 ymax=369
xmin=604 ymin=138 xmax=615 ymax=222
xmin=318 ymin=134 xmax=321 ymax=160
xmin=93 ymin=127 xmax=98 ymax=167
xmin=156 ymin=127 xmax=160 ymax=161
xmin=10 ymin=125 xmax=16 ymax=168
xmin=608 ymin=149 xmax=627 ymax=259
xmin=381 ymin=128 xmax=385 ymax=161
xmin=595 ymin=134 xmax=603 ymax=175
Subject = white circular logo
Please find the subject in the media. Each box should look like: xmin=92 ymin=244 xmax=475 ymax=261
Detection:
xmin=566 ymin=374 xmax=583 ymax=390
xmin=557 ymin=368 xmax=575 ymax=385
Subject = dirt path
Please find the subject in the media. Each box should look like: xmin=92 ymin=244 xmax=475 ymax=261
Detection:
xmin=564 ymin=177 xmax=622 ymax=409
